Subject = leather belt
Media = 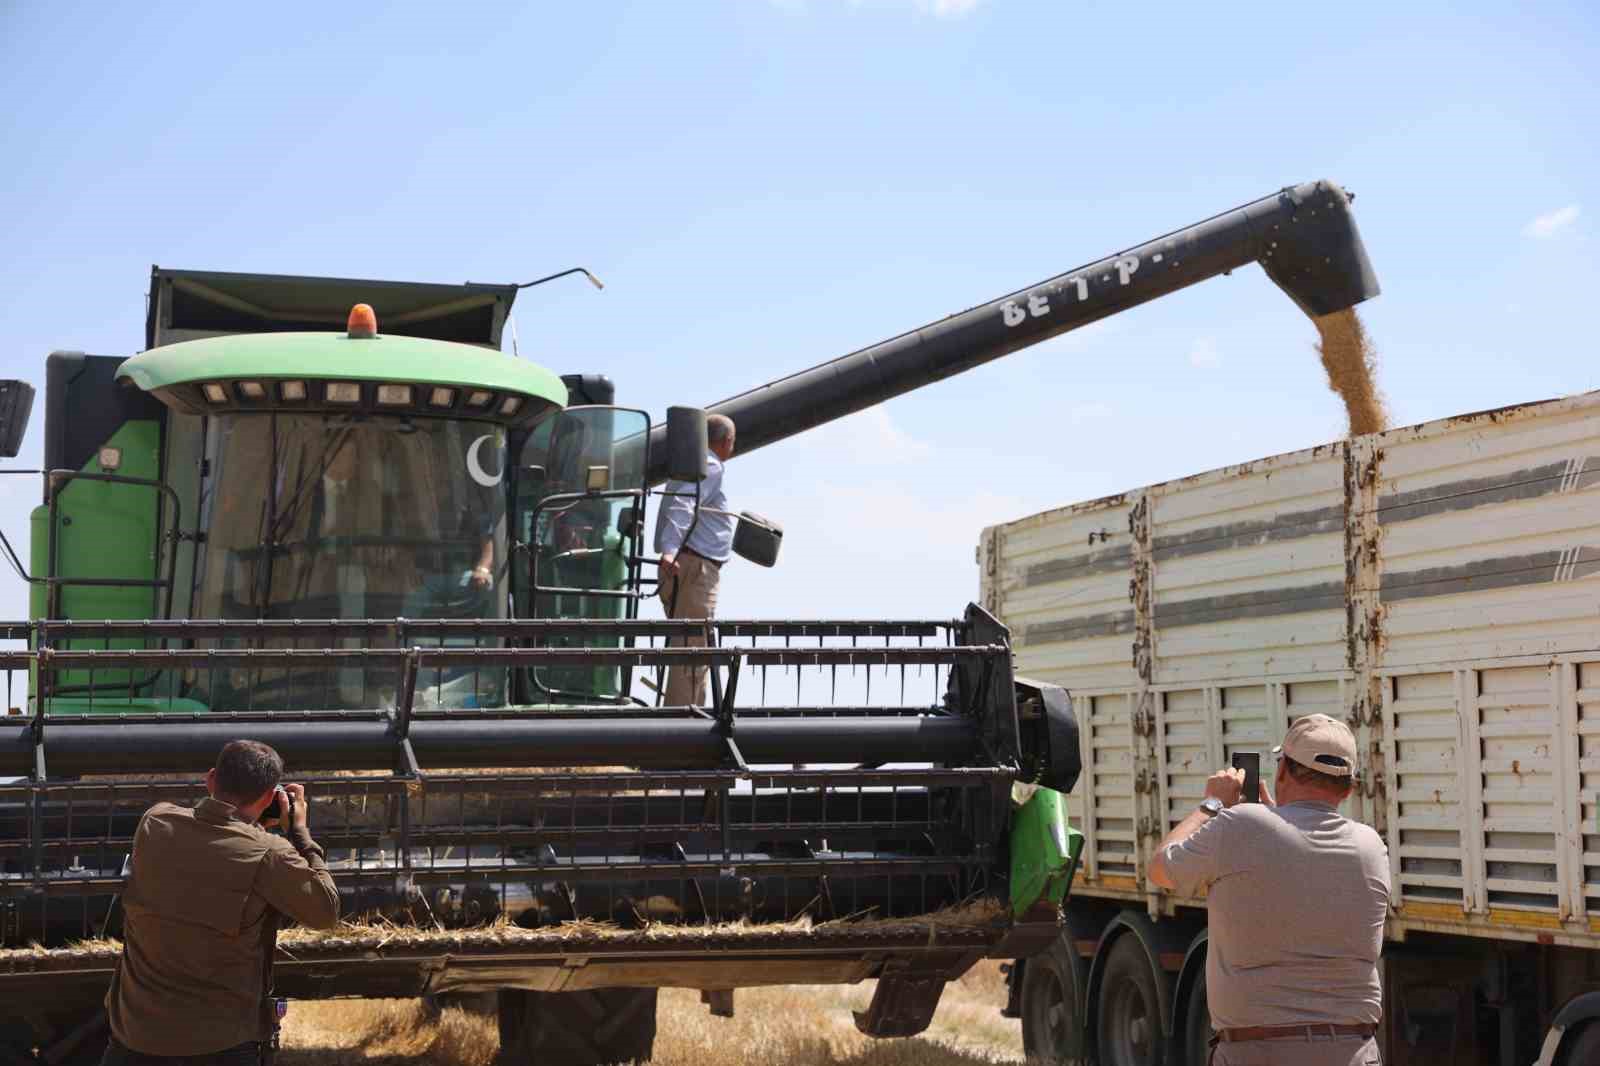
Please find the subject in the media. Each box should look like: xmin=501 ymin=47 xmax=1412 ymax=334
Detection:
xmin=680 ymin=547 xmax=725 ymax=570
xmin=1214 ymin=1023 xmax=1376 ymax=1043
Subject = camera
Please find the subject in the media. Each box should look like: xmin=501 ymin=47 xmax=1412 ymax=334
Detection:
xmin=265 ymin=787 xmax=292 ymax=825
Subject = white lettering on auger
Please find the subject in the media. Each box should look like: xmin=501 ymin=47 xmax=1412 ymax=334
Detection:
xmin=1000 ymin=259 xmax=1138 ymax=328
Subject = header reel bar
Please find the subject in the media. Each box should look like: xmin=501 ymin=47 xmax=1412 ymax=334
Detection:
xmin=0 ymin=607 xmax=1062 ymax=783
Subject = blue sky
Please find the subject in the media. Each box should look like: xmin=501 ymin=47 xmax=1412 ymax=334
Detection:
xmin=0 ymin=0 xmax=1595 ymax=625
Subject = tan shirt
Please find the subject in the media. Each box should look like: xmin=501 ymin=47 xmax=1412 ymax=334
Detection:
xmin=106 ymin=799 xmax=340 ymax=1055
xmin=1159 ymin=800 xmax=1391 ymax=1030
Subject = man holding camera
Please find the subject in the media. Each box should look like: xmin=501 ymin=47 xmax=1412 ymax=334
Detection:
xmin=1148 ymin=714 xmax=1391 ymax=1065
xmin=103 ymin=740 xmax=339 ymax=1066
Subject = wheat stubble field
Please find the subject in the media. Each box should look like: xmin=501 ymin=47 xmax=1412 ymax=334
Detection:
xmin=278 ymin=962 xmax=1024 ymax=1066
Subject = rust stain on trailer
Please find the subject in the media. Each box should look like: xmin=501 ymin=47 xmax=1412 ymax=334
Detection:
xmin=1128 ymin=495 xmax=1153 ymax=684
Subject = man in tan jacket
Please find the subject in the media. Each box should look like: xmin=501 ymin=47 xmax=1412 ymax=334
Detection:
xmin=103 ymin=740 xmax=340 ymax=1066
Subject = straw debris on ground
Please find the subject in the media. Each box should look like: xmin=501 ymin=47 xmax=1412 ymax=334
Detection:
xmin=1312 ymin=308 xmax=1388 ymax=437
xmin=279 ymin=961 xmax=1023 ymax=1066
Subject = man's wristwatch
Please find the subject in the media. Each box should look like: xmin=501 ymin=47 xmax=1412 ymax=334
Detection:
xmin=1198 ymin=797 xmax=1224 ymax=818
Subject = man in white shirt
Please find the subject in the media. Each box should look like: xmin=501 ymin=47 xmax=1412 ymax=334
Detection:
xmin=653 ymin=414 xmax=737 ymax=706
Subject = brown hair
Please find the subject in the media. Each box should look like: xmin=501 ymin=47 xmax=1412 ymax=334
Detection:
xmin=214 ymin=740 xmax=284 ymax=805
xmin=1284 ymin=756 xmax=1353 ymax=796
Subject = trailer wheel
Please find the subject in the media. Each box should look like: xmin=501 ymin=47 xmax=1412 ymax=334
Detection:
xmin=1020 ymin=938 xmax=1087 ymax=1064
xmin=1096 ymin=936 xmax=1166 ymax=1066
xmin=1558 ymin=1020 xmax=1600 ymax=1066
xmin=497 ymin=988 xmax=657 ymax=1066
xmin=1179 ymin=968 xmax=1211 ymax=1066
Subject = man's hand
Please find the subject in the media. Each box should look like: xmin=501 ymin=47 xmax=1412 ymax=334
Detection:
xmin=283 ymin=782 xmax=309 ymax=833
xmin=659 ymin=552 xmax=678 ymax=578
xmin=1204 ymin=768 xmax=1248 ymax=808
xmin=469 ymin=565 xmax=493 ymax=589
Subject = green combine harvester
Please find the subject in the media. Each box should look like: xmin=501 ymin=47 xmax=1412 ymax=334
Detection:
xmin=0 ymin=181 xmax=1376 ymax=1066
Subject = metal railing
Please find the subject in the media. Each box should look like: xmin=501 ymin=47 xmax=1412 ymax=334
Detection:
xmin=0 ymin=614 xmax=1022 ymax=947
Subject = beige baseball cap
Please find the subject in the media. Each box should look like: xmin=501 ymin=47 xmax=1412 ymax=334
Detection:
xmin=1274 ymin=713 xmax=1357 ymax=777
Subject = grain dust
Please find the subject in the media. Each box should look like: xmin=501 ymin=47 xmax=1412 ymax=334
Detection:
xmin=1312 ymin=309 xmax=1387 ymax=437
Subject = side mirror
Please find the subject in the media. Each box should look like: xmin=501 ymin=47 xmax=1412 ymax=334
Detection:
xmin=0 ymin=381 xmax=35 ymax=459
xmin=616 ymin=506 xmax=642 ymax=538
xmin=665 ymin=407 xmax=707 ymax=482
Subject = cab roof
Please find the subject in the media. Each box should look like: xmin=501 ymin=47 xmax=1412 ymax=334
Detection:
xmin=146 ymin=267 xmax=519 ymax=349
xmin=116 ymin=331 xmax=567 ymax=424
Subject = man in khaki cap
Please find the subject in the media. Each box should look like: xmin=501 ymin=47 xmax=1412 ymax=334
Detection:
xmin=1150 ymin=714 xmax=1391 ymax=1065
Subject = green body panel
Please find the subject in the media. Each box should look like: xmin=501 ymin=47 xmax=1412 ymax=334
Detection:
xmin=39 ymin=419 xmax=163 ymax=618
xmin=1008 ymin=786 xmax=1084 ymax=918
xmin=532 ymin=526 xmax=630 ymax=700
xmin=31 ymin=420 xmax=167 ymax=708
xmin=43 ymin=697 xmax=210 ymax=715
xmin=116 ymin=332 xmax=567 ymax=407
xmin=28 ymin=506 xmax=47 ymax=621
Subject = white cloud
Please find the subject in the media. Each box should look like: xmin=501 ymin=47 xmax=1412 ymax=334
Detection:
xmin=797 ymin=405 xmax=932 ymax=463
xmin=773 ymin=0 xmax=983 ymax=16
xmin=1522 ymin=204 xmax=1580 ymax=239
xmin=1189 ymin=337 xmax=1221 ymax=369
xmin=1068 ymin=401 xmax=1113 ymax=424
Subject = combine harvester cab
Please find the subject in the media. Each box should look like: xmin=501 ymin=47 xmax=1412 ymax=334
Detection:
xmin=0 ymin=180 xmax=1378 ymax=1066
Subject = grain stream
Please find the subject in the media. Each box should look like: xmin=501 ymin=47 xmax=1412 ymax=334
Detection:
xmin=1312 ymin=309 xmax=1387 ymax=436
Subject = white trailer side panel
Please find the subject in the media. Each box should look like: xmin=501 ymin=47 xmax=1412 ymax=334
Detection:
xmin=979 ymin=390 xmax=1600 ymax=948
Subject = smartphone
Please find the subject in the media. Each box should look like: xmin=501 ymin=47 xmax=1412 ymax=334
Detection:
xmin=1231 ymin=751 xmax=1260 ymax=804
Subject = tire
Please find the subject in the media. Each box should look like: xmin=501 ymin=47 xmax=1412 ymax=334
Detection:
xmin=1558 ymin=1020 xmax=1600 ymax=1066
xmin=1021 ymin=937 xmax=1087 ymax=1064
xmin=1179 ymin=968 xmax=1212 ymax=1066
xmin=1095 ymin=935 xmax=1167 ymax=1066
xmin=497 ymin=988 xmax=657 ymax=1066
xmin=0 ymin=1019 xmax=39 ymax=1066
xmin=29 ymin=1006 xmax=107 ymax=1066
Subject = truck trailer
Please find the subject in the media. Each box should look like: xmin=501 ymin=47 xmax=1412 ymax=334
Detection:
xmin=0 ymin=181 xmax=1378 ymax=1066
xmin=982 ymin=390 xmax=1600 ymax=1065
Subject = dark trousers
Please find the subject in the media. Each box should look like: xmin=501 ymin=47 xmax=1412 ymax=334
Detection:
xmin=101 ymin=1037 xmax=262 ymax=1066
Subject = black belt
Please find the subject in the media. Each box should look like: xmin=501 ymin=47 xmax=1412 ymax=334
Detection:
xmin=1214 ymin=1023 xmax=1377 ymax=1043
xmin=680 ymin=547 xmax=725 ymax=569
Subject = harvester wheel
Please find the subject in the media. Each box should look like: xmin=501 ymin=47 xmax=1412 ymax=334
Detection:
xmin=0 ymin=1020 xmax=37 ymax=1066
xmin=1019 ymin=935 xmax=1087 ymax=1064
xmin=1095 ymin=935 xmax=1166 ymax=1066
xmin=497 ymin=988 xmax=657 ymax=1066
